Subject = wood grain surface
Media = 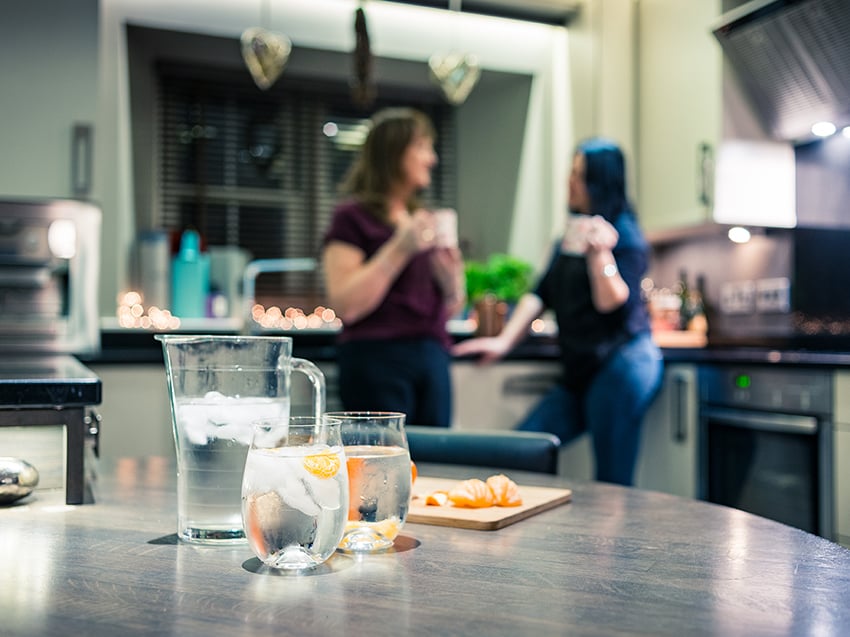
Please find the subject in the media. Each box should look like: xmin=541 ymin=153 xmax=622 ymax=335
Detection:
xmin=408 ymin=475 xmax=572 ymax=530
xmin=2 ymin=457 xmax=850 ymax=637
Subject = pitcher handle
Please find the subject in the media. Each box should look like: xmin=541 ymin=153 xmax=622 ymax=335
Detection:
xmin=291 ymin=358 xmax=326 ymax=421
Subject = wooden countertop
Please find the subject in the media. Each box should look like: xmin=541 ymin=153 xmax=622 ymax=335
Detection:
xmin=2 ymin=457 xmax=849 ymax=636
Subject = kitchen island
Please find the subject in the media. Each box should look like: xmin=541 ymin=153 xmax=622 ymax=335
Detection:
xmin=1 ymin=457 xmax=849 ymax=636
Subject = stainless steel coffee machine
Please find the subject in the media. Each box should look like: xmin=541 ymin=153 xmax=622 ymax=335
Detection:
xmin=0 ymin=199 xmax=102 ymax=505
xmin=0 ymin=198 xmax=100 ymax=355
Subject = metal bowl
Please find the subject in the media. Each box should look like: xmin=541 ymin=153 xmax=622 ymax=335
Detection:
xmin=0 ymin=457 xmax=40 ymax=504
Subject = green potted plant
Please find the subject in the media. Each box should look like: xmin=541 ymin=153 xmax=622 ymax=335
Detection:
xmin=464 ymin=254 xmax=534 ymax=335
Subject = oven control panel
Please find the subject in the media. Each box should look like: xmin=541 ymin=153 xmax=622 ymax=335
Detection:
xmin=700 ymin=366 xmax=832 ymax=415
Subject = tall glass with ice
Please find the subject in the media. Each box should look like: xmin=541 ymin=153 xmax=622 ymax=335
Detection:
xmin=330 ymin=411 xmax=411 ymax=553
xmin=156 ymin=335 xmax=325 ymax=544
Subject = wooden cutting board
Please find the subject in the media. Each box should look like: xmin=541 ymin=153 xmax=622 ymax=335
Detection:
xmin=407 ymin=476 xmax=572 ymax=531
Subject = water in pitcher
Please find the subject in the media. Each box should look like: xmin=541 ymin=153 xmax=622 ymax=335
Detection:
xmin=341 ymin=445 xmax=411 ymax=551
xmin=174 ymin=392 xmax=289 ymax=543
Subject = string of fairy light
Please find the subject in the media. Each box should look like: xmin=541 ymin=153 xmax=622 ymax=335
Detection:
xmin=116 ymin=290 xmax=341 ymax=331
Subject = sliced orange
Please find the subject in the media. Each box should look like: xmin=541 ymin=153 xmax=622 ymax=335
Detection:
xmin=411 ymin=460 xmax=418 ymax=485
xmin=448 ymin=478 xmax=497 ymax=508
xmin=343 ymin=517 xmax=401 ymax=541
xmin=486 ymin=474 xmax=522 ymax=507
xmin=303 ymin=452 xmax=341 ymax=479
xmin=424 ymin=490 xmax=449 ymax=506
xmin=346 ymin=456 xmax=366 ymax=521
xmin=245 ymin=494 xmax=264 ymax=553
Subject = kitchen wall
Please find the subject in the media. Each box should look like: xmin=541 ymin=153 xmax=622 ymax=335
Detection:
xmin=1 ymin=0 xmax=642 ymax=320
xmin=648 ymin=230 xmax=794 ymax=342
xmin=97 ymin=0 xmax=573 ymax=317
xmin=0 ymin=1 xmax=98 ymax=198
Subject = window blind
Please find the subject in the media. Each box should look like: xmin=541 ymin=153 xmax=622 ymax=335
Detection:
xmin=156 ymin=64 xmax=456 ymax=310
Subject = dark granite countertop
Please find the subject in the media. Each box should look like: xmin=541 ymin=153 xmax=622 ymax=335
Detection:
xmin=79 ymin=326 xmax=850 ymax=369
xmin=0 ymin=355 xmax=102 ymax=407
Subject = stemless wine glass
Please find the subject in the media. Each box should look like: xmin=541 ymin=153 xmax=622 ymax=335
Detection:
xmin=241 ymin=416 xmax=348 ymax=570
xmin=329 ymin=411 xmax=411 ymax=553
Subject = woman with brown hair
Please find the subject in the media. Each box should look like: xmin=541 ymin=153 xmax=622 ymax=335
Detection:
xmin=322 ymin=107 xmax=466 ymax=427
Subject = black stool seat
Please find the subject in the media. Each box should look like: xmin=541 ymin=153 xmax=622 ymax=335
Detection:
xmin=405 ymin=426 xmax=561 ymax=475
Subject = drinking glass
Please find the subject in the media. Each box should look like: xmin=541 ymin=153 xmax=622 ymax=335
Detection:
xmin=329 ymin=411 xmax=411 ymax=553
xmin=241 ymin=416 xmax=348 ymax=570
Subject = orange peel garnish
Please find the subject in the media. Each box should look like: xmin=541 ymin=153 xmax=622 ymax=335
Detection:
xmin=303 ymin=452 xmax=341 ymax=479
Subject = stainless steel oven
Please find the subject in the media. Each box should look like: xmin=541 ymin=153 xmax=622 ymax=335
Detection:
xmin=699 ymin=365 xmax=833 ymax=539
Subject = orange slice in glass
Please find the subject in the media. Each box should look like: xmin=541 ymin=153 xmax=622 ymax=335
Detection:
xmin=303 ymin=452 xmax=341 ymax=479
xmin=346 ymin=456 xmax=366 ymax=521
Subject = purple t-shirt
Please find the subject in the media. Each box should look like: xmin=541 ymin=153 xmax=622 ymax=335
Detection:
xmin=323 ymin=199 xmax=451 ymax=349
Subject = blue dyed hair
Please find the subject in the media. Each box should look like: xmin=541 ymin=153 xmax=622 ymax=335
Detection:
xmin=576 ymin=138 xmax=631 ymax=223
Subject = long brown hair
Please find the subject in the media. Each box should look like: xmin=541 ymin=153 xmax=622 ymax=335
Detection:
xmin=341 ymin=107 xmax=435 ymax=221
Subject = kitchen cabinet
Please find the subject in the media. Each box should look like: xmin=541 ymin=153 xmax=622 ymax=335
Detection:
xmin=87 ymin=364 xmax=174 ymax=461
xmin=636 ymin=0 xmax=722 ymax=233
xmin=635 ymin=363 xmax=699 ymax=498
xmin=0 ymin=0 xmax=98 ymax=199
xmin=451 ymin=361 xmax=700 ymax=490
xmin=451 ymin=361 xmax=561 ymax=432
xmin=89 ymin=361 xmax=342 ymax=463
xmin=832 ymin=371 xmax=850 ymax=547
xmin=450 ymin=360 xmax=595 ymax=480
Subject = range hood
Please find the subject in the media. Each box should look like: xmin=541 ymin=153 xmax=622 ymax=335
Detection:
xmin=712 ymin=0 xmax=850 ymax=142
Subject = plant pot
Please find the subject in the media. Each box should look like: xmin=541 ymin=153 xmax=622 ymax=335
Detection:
xmin=474 ymin=295 xmax=508 ymax=337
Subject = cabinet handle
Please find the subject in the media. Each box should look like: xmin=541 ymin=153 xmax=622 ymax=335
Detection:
xmin=72 ymin=123 xmax=93 ymax=198
xmin=502 ymin=374 xmax=559 ymax=396
xmin=672 ymin=374 xmax=688 ymax=443
xmin=697 ymin=142 xmax=713 ymax=208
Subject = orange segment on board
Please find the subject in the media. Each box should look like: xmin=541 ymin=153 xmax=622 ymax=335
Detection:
xmin=448 ymin=478 xmax=497 ymax=508
xmin=424 ymin=491 xmax=449 ymax=506
xmin=416 ymin=473 xmax=524 ymax=509
xmin=486 ymin=474 xmax=522 ymax=507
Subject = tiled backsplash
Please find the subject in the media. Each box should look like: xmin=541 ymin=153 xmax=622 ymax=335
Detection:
xmin=647 ymin=228 xmax=794 ymax=342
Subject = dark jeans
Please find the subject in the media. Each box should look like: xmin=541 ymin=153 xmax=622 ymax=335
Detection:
xmin=336 ymin=338 xmax=452 ymax=427
xmin=518 ymin=332 xmax=664 ymax=486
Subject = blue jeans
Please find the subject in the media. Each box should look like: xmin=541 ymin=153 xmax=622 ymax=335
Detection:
xmin=517 ymin=333 xmax=663 ymax=486
xmin=337 ymin=338 xmax=452 ymax=427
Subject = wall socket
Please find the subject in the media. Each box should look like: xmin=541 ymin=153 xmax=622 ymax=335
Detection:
xmin=720 ymin=280 xmax=755 ymax=314
xmin=720 ymin=277 xmax=790 ymax=315
xmin=755 ymin=277 xmax=791 ymax=313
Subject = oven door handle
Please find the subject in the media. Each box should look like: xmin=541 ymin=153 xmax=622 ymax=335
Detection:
xmin=702 ymin=407 xmax=818 ymax=435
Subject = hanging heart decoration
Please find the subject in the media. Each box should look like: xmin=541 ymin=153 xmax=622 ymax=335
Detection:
xmin=241 ymin=27 xmax=292 ymax=91
xmin=428 ymin=52 xmax=481 ymax=105
xmin=351 ymin=6 xmax=375 ymax=108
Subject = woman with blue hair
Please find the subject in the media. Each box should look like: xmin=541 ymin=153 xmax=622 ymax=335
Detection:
xmin=453 ymin=138 xmax=663 ymax=485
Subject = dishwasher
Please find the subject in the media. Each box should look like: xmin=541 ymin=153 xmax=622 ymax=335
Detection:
xmin=698 ymin=365 xmax=833 ymax=539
